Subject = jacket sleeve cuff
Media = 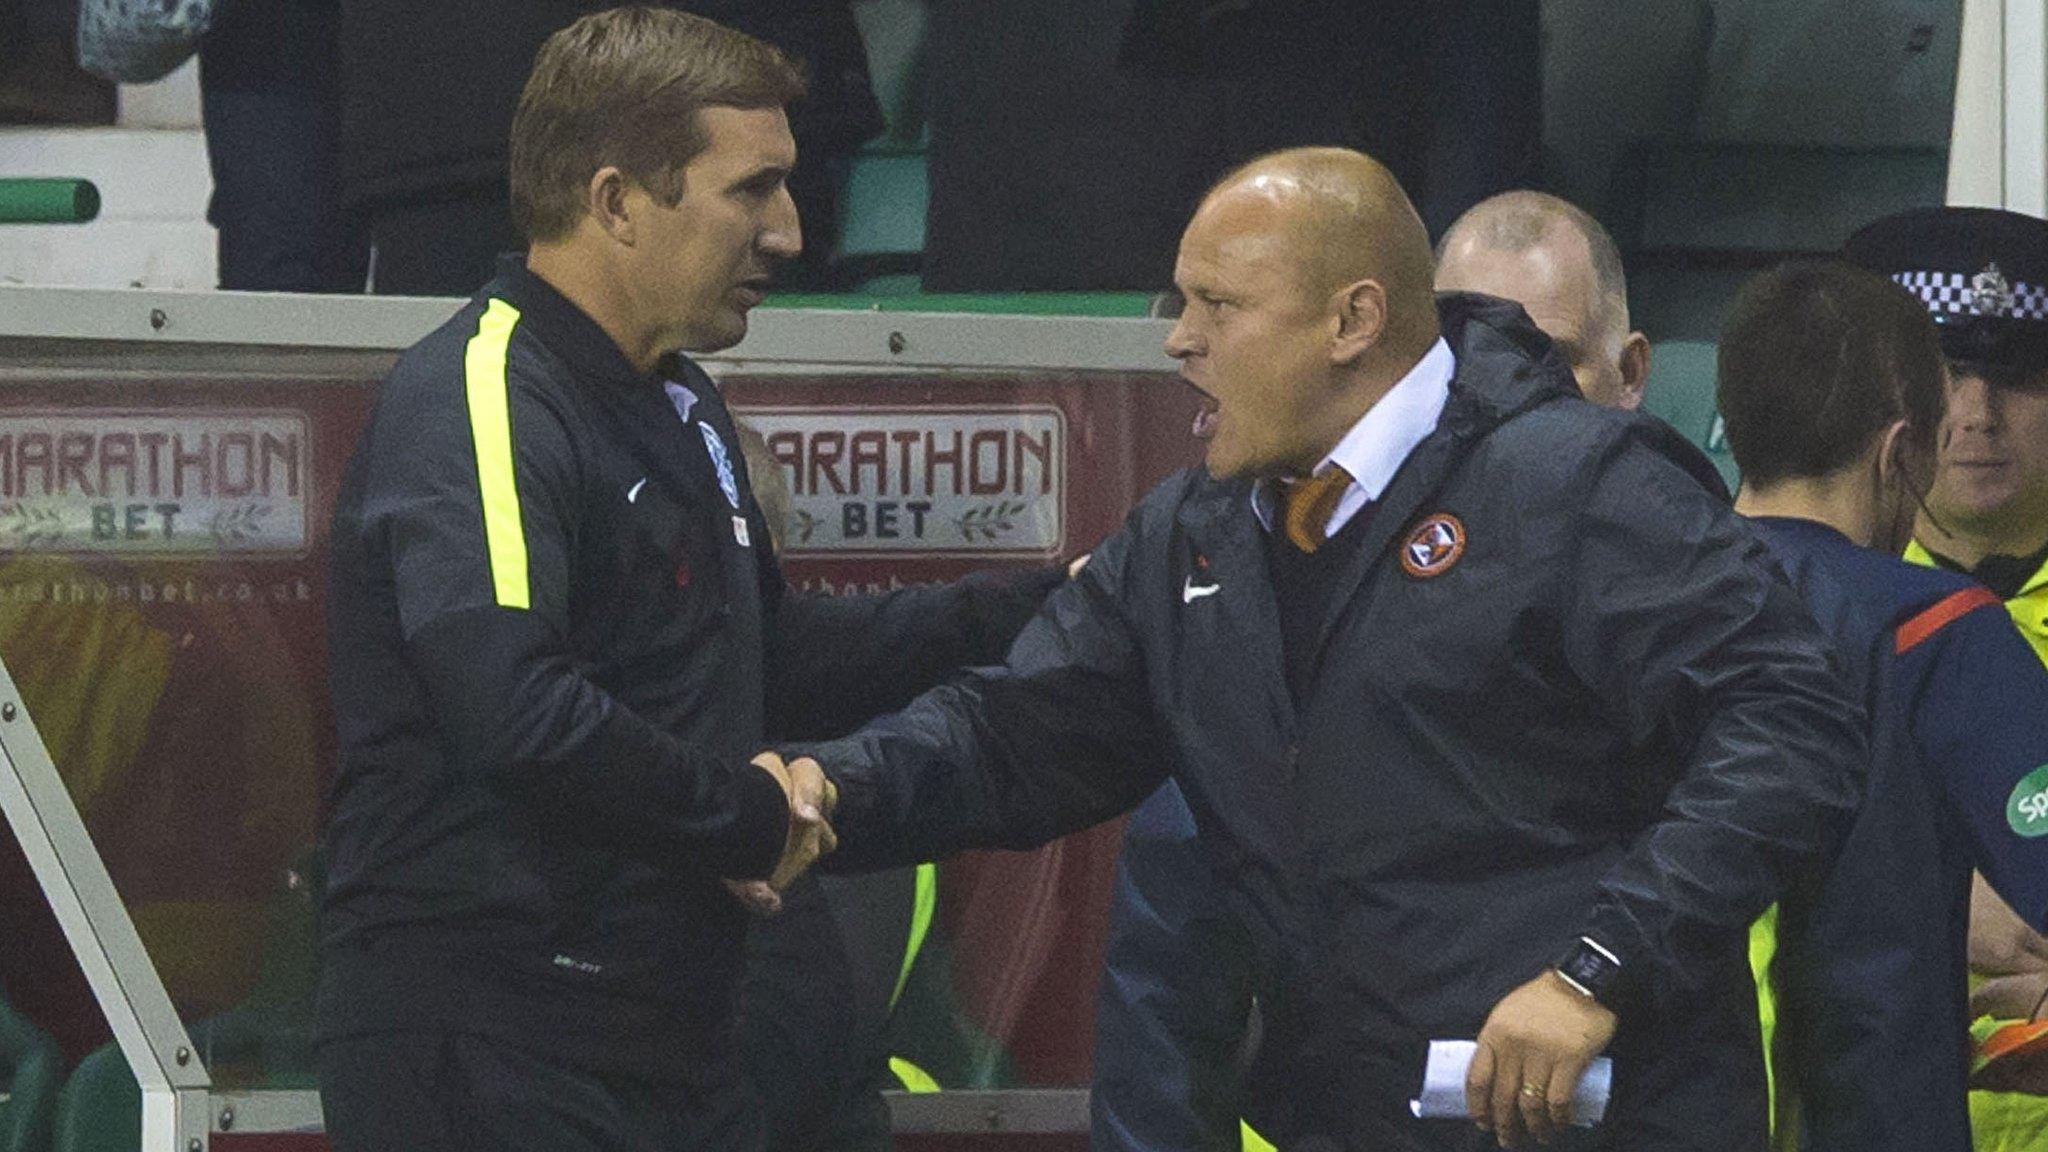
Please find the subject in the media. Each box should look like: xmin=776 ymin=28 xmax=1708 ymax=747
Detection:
xmin=1572 ymin=908 xmax=1649 ymax=1021
xmin=720 ymin=760 xmax=792 ymax=880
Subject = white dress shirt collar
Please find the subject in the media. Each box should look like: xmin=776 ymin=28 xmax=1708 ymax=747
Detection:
xmin=1253 ymin=336 xmax=1455 ymax=537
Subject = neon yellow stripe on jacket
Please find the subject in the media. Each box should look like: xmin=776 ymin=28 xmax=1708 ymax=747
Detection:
xmin=891 ymin=862 xmax=938 ymax=1011
xmin=1749 ymin=903 xmax=1783 ymax=1143
xmin=464 ymin=298 xmax=529 ymax=610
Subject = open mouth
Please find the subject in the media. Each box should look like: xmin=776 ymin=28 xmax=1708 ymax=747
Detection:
xmin=1185 ymin=379 xmax=1220 ymax=440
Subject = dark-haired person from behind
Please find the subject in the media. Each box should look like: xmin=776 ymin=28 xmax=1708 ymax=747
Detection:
xmin=1717 ymin=260 xmax=2048 ymax=1152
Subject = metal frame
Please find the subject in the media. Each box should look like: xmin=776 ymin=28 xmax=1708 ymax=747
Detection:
xmin=0 ymin=655 xmax=210 ymax=1152
xmin=885 ymin=1089 xmax=1090 ymax=1134
xmin=0 ymin=286 xmax=1178 ymax=374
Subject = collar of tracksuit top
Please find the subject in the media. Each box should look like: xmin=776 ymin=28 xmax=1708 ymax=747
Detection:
xmin=1250 ymin=335 xmax=1456 ymax=542
xmin=490 ymin=255 xmax=647 ymax=389
xmin=485 ymin=255 xmax=755 ymax=540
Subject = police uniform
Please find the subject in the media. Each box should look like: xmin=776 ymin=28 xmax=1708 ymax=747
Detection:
xmin=1745 ymin=517 xmax=2048 ymax=1152
xmin=1844 ymin=207 xmax=2048 ymax=1152
xmin=318 ymin=257 xmax=1053 ymax=1151
xmin=796 ymin=293 xmax=1867 ymax=1151
xmin=1845 ymin=207 xmax=2048 ymax=665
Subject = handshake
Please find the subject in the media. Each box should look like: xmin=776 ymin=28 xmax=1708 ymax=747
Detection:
xmin=725 ymin=751 xmax=837 ymax=915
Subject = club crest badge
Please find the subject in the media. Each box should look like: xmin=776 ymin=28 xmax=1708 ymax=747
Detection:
xmin=699 ymin=422 xmax=742 ymax=510
xmin=1973 ymin=262 xmax=2015 ymax=318
xmin=1400 ymin=513 xmax=1466 ymax=579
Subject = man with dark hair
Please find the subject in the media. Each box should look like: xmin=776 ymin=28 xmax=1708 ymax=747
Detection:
xmin=1715 ymin=259 xmax=2048 ymax=1152
xmin=774 ymin=147 xmax=1867 ymax=1151
xmin=318 ymin=11 xmax=1051 ymax=1149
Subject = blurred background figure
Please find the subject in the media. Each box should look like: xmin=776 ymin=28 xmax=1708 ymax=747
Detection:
xmin=337 ymin=0 xmax=882 ymax=296
xmin=0 ymin=0 xmax=114 ymax=124
xmin=1435 ymin=190 xmax=1651 ymax=411
xmin=920 ymin=0 xmax=1540 ymax=292
xmin=199 ymin=0 xmax=360 ymax=291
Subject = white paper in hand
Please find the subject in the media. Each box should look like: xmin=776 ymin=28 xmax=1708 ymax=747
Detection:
xmin=1408 ymin=1040 xmax=1612 ymax=1125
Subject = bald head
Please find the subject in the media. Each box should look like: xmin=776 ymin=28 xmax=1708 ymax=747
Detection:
xmin=1200 ymin=147 xmax=1441 ymax=359
xmin=1436 ymin=191 xmax=1648 ymax=409
xmin=1167 ymin=148 xmax=1447 ymax=479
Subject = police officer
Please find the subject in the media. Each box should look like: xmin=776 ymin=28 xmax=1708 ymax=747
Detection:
xmin=317 ymin=11 xmax=1054 ymax=1151
xmin=1844 ymin=208 xmax=2048 ymax=660
xmin=1846 ymin=207 xmax=2048 ymax=1150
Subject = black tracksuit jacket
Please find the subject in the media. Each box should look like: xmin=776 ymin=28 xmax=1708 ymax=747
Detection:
xmin=798 ymin=294 xmax=1869 ymax=1151
xmin=318 ymin=259 xmax=1051 ymax=1090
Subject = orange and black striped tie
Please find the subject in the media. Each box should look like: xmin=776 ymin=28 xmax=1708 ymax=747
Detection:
xmin=1280 ymin=465 xmax=1355 ymax=553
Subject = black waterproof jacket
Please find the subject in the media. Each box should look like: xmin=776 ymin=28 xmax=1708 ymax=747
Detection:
xmin=800 ymin=294 xmax=1868 ymax=1151
xmin=319 ymin=259 xmax=1050 ymax=1090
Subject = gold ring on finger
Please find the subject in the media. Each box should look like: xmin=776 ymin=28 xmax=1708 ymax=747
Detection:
xmin=1520 ymin=1085 xmax=1544 ymax=1099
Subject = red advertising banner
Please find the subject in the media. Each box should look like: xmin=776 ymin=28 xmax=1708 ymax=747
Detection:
xmin=0 ymin=366 xmax=1198 ymax=1105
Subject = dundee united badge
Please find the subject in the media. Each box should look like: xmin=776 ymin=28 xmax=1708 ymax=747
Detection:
xmin=1400 ymin=513 xmax=1467 ymax=578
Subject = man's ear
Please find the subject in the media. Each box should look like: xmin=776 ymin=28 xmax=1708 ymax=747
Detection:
xmin=1617 ymin=331 xmax=1651 ymax=411
xmin=587 ymin=166 xmax=636 ymax=245
xmin=1876 ymin=419 xmax=1911 ymax=489
xmin=1330 ymin=278 xmax=1388 ymax=367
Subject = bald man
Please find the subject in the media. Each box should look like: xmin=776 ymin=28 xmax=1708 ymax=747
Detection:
xmin=773 ymin=148 xmax=1864 ymax=1151
xmin=1436 ymin=191 xmax=1651 ymax=411
xmin=1090 ymin=188 xmax=1664 ymax=1152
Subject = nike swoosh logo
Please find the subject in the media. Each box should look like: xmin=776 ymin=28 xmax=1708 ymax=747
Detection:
xmin=1183 ymin=577 xmax=1221 ymax=603
xmin=626 ymin=478 xmax=648 ymax=504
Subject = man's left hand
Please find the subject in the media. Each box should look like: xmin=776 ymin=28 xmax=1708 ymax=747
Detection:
xmin=1465 ymin=971 xmax=1616 ymax=1148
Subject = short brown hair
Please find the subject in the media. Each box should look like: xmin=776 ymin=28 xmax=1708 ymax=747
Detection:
xmin=508 ymin=7 xmax=805 ymax=243
xmin=1716 ymin=260 xmax=1946 ymax=488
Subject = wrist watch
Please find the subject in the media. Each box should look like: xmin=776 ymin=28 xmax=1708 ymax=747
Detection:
xmin=1553 ymin=936 xmax=1621 ymax=1002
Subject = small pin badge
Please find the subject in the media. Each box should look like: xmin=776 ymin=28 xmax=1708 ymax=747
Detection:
xmin=733 ymin=515 xmax=751 ymax=547
xmin=1973 ymin=262 xmax=2015 ymax=317
xmin=1400 ymin=513 xmax=1467 ymax=579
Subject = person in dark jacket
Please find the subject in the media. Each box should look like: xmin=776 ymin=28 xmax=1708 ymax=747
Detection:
xmin=772 ymin=147 xmax=1868 ymax=1151
xmin=317 ymin=13 xmax=1052 ymax=1151
xmin=1090 ymin=188 xmax=1665 ymax=1152
xmin=1716 ymin=260 xmax=2048 ymax=1152
xmin=337 ymin=0 xmax=881 ymax=295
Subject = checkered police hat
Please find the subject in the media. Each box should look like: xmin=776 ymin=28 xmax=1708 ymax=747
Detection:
xmin=1843 ymin=207 xmax=2048 ymax=371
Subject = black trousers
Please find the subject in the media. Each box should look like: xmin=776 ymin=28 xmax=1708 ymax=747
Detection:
xmin=318 ymin=1031 xmax=763 ymax=1152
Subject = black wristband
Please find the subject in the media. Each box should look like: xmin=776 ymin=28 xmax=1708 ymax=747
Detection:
xmin=1554 ymin=936 xmax=1622 ymax=1004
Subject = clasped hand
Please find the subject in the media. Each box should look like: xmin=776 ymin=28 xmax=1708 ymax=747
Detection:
xmin=724 ymin=752 xmax=837 ymax=915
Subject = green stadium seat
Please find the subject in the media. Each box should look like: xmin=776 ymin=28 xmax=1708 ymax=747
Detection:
xmin=1644 ymin=340 xmax=1739 ymax=492
xmin=0 ymin=989 xmax=62 ymax=1152
xmin=49 ymin=1045 xmax=133 ymax=1152
xmin=832 ymin=146 xmax=931 ymax=288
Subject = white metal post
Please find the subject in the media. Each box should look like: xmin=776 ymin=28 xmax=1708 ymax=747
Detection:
xmin=2003 ymin=0 xmax=2048 ymax=213
xmin=0 ymin=656 xmax=209 ymax=1152
xmin=1951 ymin=0 xmax=2007 ymax=206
